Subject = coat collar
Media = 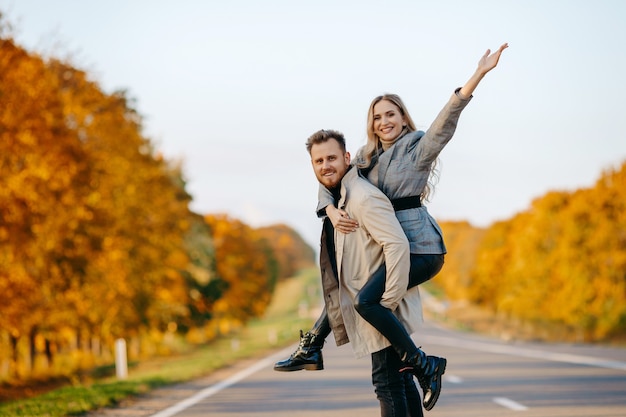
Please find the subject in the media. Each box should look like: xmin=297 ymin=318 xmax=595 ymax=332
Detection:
xmin=338 ymin=165 xmax=357 ymax=210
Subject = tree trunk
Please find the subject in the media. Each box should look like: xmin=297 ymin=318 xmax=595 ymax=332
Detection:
xmin=28 ymin=326 xmax=37 ymax=372
xmin=45 ymin=338 xmax=53 ymax=368
xmin=10 ymin=333 xmax=18 ymax=378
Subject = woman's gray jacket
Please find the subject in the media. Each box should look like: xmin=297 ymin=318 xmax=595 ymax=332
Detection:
xmin=317 ymin=88 xmax=472 ymax=254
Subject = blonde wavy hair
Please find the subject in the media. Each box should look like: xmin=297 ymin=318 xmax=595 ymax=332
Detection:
xmin=357 ymin=94 xmax=439 ymax=202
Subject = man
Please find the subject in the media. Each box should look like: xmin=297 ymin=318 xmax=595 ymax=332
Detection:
xmin=286 ymin=129 xmax=425 ymax=416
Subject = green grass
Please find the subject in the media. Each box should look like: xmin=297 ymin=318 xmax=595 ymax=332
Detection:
xmin=0 ymin=267 xmax=321 ymax=417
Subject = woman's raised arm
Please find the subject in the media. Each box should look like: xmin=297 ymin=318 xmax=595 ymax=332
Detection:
xmin=459 ymin=43 xmax=508 ymax=98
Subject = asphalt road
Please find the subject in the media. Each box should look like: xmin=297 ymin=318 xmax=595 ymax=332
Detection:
xmin=90 ymin=323 xmax=626 ymax=417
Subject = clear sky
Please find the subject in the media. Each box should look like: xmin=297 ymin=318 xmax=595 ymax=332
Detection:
xmin=2 ymin=0 xmax=625 ymax=248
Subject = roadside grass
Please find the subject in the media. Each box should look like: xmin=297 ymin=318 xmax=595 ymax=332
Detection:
xmin=0 ymin=267 xmax=321 ymax=417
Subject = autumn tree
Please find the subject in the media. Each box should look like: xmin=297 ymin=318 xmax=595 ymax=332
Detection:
xmin=468 ymin=164 xmax=626 ymax=341
xmin=180 ymin=212 xmax=221 ymax=331
xmin=0 ymin=37 xmax=96 ymax=373
xmin=1 ymin=31 xmax=198 ymax=376
xmin=256 ymin=223 xmax=315 ymax=281
xmin=435 ymin=221 xmax=485 ymax=300
xmin=204 ymin=214 xmax=276 ymax=326
xmin=48 ymin=60 xmax=194 ymax=348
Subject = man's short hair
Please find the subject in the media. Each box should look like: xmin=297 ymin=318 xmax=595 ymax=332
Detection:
xmin=305 ymin=129 xmax=347 ymax=154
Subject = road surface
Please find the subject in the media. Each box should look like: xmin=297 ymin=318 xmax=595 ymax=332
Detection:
xmin=89 ymin=323 xmax=626 ymax=417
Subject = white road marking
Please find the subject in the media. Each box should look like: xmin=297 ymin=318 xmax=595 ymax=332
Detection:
xmin=149 ymin=346 xmax=295 ymax=417
xmin=425 ymin=335 xmax=626 ymax=371
xmin=493 ymin=397 xmax=528 ymax=411
xmin=444 ymin=374 xmax=463 ymax=384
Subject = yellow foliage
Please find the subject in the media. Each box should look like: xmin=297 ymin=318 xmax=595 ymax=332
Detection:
xmin=468 ymin=163 xmax=626 ymax=341
xmin=204 ymin=214 xmax=275 ymax=321
xmin=435 ymin=221 xmax=486 ymax=300
xmin=1 ymin=35 xmax=199 ymax=378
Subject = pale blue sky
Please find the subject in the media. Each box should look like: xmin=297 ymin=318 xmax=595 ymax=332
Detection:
xmin=2 ymin=0 xmax=625 ymax=247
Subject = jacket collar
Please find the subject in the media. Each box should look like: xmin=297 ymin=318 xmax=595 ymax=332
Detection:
xmin=338 ymin=166 xmax=358 ymax=210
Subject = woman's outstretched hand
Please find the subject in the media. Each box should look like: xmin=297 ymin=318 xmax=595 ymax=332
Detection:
xmin=460 ymin=42 xmax=508 ymax=98
xmin=326 ymin=205 xmax=359 ymax=234
xmin=478 ymin=43 xmax=508 ymax=75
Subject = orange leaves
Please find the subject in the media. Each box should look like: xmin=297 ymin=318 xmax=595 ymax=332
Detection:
xmin=466 ymin=161 xmax=626 ymax=340
xmin=256 ymin=224 xmax=316 ymax=281
xmin=436 ymin=221 xmax=486 ymax=301
xmin=0 ymin=28 xmax=315 ymax=381
xmin=204 ymin=214 xmax=275 ymax=321
xmin=1 ymin=34 xmax=197 ymax=367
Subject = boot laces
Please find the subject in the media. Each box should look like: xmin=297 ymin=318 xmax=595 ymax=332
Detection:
xmin=291 ymin=330 xmax=316 ymax=355
xmin=300 ymin=331 xmax=316 ymax=347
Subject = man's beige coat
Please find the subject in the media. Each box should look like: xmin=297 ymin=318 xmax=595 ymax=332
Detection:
xmin=322 ymin=167 xmax=423 ymax=358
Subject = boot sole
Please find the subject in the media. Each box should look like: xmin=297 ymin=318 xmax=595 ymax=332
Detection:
xmin=423 ymin=358 xmax=447 ymax=411
xmin=273 ymin=363 xmax=324 ymax=372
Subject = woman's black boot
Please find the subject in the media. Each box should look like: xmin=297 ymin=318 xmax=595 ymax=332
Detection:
xmin=273 ymin=330 xmax=324 ymax=371
xmin=400 ymin=349 xmax=447 ymax=411
xmin=274 ymin=310 xmax=330 ymax=372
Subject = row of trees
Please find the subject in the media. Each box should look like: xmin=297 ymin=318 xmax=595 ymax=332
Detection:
xmin=435 ymin=163 xmax=626 ymax=341
xmin=3 ymin=10 xmax=623 ymax=384
xmin=0 ymin=25 xmax=314 ymax=381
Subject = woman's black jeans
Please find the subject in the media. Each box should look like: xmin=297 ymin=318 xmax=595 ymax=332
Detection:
xmin=354 ymin=253 xmax=444 ymax=361
xmin=309 ymin=253 xmax=444 ymax=354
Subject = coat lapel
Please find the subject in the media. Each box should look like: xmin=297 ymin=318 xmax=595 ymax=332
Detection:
xmin=335 ymin=177 xmax=350 ymax=282
xmin=377 ymin=146 xmax=394 ymax=190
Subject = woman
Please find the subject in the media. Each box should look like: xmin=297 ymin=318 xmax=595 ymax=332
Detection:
xmin=275 ymin=43 xmax=508 ymax=413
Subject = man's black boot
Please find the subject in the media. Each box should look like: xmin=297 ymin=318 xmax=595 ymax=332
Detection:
xmin=273 ymin=330 xmax=324 ymax=372
xmin=400 ymin=350 xmax=447 ymax=411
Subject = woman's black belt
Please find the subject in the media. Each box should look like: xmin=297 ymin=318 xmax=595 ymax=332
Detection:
xmin=390 ymin=195 xmax=422 ymax=211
